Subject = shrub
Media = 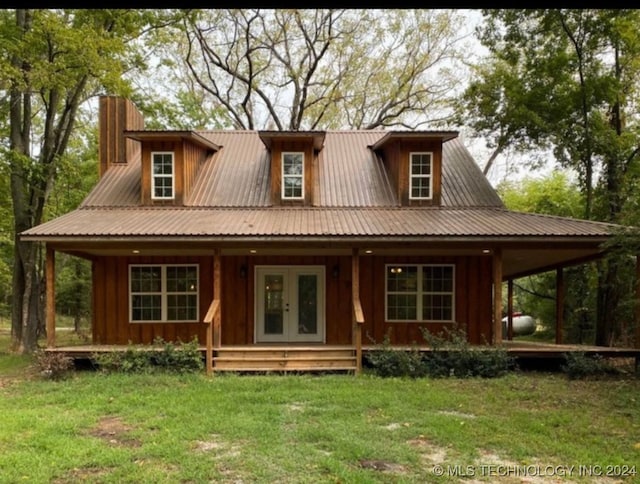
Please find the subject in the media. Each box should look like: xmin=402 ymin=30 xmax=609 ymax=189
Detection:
xmin=92 ymin=338 xmax=203 ymax=374
xmin=561 ymin=352 xmax=619 ymax=379
xmin=420 ymin=326 xmax=516 ymax=378
xmin=365 ymin=327 xmax=515 ymax=379
xmin=151 ymin=337 xmax=204 ymax=373
xmin=364 ymin=332 xmax=426 ymax=378
xmin=93 ymin=346 xmax=154 ymax=374
xmin=34 ymin=350 xmax=74 ymax=381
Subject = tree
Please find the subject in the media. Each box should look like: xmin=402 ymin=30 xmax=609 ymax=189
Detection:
xmin=459 ymin=9 xmax=640 ymax=346
xmin=148 ymin=9 xmax=472 ymax=131
xmin=497 ymin=173 xmax=598 ymax=343
xmin=1 ymin=9 xmax=153 ymax=353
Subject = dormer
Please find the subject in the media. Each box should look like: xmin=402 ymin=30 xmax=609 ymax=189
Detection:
xmin=125 ymin=130 xmax=220 ymax=206
xmin=258 ymin=131 xmax=325 ymax=206
xmin=370 ymin=131 xmax=458 ymax=206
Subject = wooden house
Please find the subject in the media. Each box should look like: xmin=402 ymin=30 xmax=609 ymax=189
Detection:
xmin=21 ymin=96 xmax=632 ymax=373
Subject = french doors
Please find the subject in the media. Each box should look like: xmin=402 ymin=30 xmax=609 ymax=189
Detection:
xmin=255 ymin=266 xmax=325 ymax=343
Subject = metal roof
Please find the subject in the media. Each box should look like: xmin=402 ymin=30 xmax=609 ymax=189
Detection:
xmin=81 ymin=131 xmax=503 ymax=209
xmin=21 ymin=207 xmax=617 ymax=241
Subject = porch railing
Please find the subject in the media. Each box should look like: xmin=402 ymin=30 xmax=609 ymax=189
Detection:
xmin=352 ymin=297 xmax=364 ymax=374
xmin=203 ymin=299 xmax=220 ymax=375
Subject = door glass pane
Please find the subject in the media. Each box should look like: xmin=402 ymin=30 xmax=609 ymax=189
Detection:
xmin=297 ymin=274 xmax=317 ymax=334
xmin=264 ymin=275 xmax=284 ymax=335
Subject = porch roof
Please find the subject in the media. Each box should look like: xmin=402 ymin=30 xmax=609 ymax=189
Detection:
xmin=22 ymin=206 xmax=625 ymax=279
xmin=21 ymin=206 xmax=618 ymax=241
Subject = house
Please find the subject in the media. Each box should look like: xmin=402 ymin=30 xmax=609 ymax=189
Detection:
xmin=21 ymin=96 xmax=635 ymax=373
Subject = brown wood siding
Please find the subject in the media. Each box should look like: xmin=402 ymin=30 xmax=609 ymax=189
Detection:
xmin=379 ymin=139 xmax=443 ymax=207
xmin=182 ymin=140 xmax=208 ymax=199
xmin=99 ymin=96 xmax=144 ymax=177
xmin=359 ymin=255 xmax=493 ymax=346
xmin=92 ymin=256 xmax=213 ymax=345
xmin=91 ymin=254 xmax=492 ymax=347
xmin=269 ymin=140 xmax=315 ymax=206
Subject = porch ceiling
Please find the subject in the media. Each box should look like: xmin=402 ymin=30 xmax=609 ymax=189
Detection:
xmin=44 ymin=239 xmax=606 ymax=280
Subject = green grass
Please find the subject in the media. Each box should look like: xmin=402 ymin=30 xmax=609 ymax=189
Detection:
xmin=0 ymin=357 xmax=639 ymax=483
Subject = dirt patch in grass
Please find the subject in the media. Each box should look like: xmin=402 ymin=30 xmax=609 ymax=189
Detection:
xmin=358 ymin=459 xmax=408 ymax=474
xmin=53 ymin=466 xmax=112 ymax=483
xmin=89 ymin=416 xmax=141 ymax=448
xmin=194 ymin=434 xmax=242 ymax=458
xmin=407 ymin=436 xmax=449 ymax=464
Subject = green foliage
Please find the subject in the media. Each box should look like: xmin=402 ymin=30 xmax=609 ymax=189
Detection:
xmin=33 ymin=350 xmax=74 ymax=381
xmin=420 ymin=326 xmax=516 ymax=378
xmin=92 ymin=338 xmax=203 ymax=374
xmin=93 ymin=346 xmax=153 ymax=374
xmin=151 ymin=337 xmax=204 ymax=373
xmin=497 ymin=171 xmax=584 ymax=218
xmin=364 ymin=331 xmax=426 ymax=378
xmin=561 ymin=352 xmax=620 ymax=380
xmin=366 ymin=327 xmax=516 ymax=379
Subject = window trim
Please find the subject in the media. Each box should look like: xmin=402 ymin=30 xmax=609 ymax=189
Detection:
xmin=408 ymin=152 xmax=433 ymax=200
xmin=385 ymin=264 xmax=455 ymax=322
xmin=129 ymin=264 xmax=199 ymax=323
xmin=151 ymin=151 xmax=175 ymax=200
xmin=281 ymin=151 xmax=305 ymax=200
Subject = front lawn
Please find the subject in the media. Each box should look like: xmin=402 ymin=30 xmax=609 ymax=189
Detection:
xmin=0 ymin=360 xmax=638 ymax=483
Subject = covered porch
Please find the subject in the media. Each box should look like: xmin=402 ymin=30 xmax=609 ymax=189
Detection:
xmin=39 ymin=234 xmax=640 ymax=375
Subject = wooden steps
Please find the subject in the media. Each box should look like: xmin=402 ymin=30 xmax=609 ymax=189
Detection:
xmin=212 ymin=345 xmax=357 ymax=373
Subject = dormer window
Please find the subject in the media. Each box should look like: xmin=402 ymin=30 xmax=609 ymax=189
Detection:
xmin=152 ymin=152 xmax=174 ymax=200
xmin=282 ymin=152 xmax=304 ymax=200
xmin=409 ymin=152 xmax=433 ymax=200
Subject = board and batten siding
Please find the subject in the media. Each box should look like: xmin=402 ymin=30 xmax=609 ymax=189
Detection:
xmin=91 ymin=254 xmax=493 ymax=346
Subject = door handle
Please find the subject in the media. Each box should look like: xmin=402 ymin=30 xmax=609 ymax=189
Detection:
xmin=285 ymin=303 xmax=290 ymax=312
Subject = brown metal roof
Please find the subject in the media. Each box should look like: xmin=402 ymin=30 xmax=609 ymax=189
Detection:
xmin=81 ymin=131 xmax=502 ymax=209
xmin=21 ymin=207 xmax=617 ymax=241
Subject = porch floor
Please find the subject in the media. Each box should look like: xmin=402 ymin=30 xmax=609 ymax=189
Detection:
xmin=45 ymin=340 xmax=640 ymax=372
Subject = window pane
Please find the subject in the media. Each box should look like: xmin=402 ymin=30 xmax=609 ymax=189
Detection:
xmin=387 ymin=294 xmax=417 ymax=320
xmin=298 ymin=275 xmax=318 ymax=334
xmin=283 ymin=153 xmax=303 ymax=174
xmin=283 ymin=176 xmax=303 ymax=198
xmin=411 ymin=153 xmax=431 ymax=175
xmin=132 ymin=294 xmax=161 ymax=321
xmin=167 ymin=294 xmax=197 ymax=321
xmin=410 ymin=177 xmax=430 ymax=199
xmin=387 ymin=266 xmax=417 ymax=292
xmin=131 ymin=266 xmax=161 ymax=292
xmin=167 ymin=266 xmax=198 ymax=292
xmin=153 ymin=154 xmax=173 ymax=175
xmin=423 ymin=266 xmax=453 ymax=292
xmin=423 ymin=294 xmax=453 ymax=321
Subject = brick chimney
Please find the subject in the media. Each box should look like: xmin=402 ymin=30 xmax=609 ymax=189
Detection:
xmin=98 ymin=96 xmax=145 ymax=177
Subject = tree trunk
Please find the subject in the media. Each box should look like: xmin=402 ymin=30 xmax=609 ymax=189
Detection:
xmin=11 ymin=239 xmax=40 ymax=352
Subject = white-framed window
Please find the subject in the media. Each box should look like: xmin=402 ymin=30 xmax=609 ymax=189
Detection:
xmin=129 ymin=264 xmax=199 ymax=322
xmin=151 ymin=152 xmax=175 ymax=199
xmin=409 ymin=152 xmax=433 ymax=200
xmin=385 ymin=264 xmax=455 ymax=322
xmin=282 ymin=152 xmax=304 ymax=199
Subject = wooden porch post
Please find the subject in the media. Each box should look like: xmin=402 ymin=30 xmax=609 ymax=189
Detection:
xmin=492 ymin=248 xmax=503 ymax=345
xmin=352 ymin=248 xmax=364 ymax=374
xmin=507 ymin=279 xmax=514 ymax=341
xmin=556 ymin=267 xmax=565 ymax=345
xmin=46 ymin=245 xmax=56 ymax=348
xmin=204 ymin=249 xmax=222 ymax=376
xmin=213 ymin=249 xmax=221 ymax=350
